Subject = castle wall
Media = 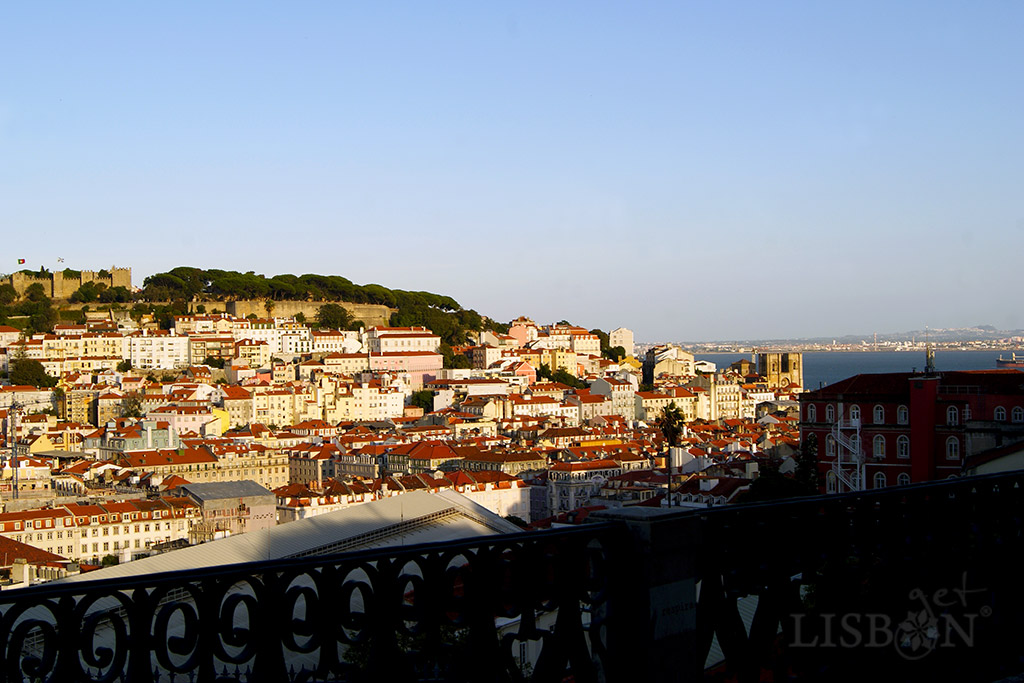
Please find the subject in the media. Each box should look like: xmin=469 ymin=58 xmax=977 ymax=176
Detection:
xmin=9 ymin=273 xmax=51 ymax=298
xmin=224 ymin=300 xmax=394 ymax=327
xmin=7 ymin=268 xmax=132 ymax=300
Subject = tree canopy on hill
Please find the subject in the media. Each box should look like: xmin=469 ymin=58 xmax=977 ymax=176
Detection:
xmin=140 ymin=267 xmax=460 ymax=308
xmin=138 ymin=267 xmax=497 ymax=345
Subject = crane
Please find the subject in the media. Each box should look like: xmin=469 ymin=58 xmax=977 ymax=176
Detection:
xmin=2 ymin=395 xmax=59 ymax=500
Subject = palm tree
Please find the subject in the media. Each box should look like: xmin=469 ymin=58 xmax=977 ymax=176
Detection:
xmin=658 ymin=401 xmax=685 ymax=448
xmin=658 ymin=401 xmax=686 ymax=506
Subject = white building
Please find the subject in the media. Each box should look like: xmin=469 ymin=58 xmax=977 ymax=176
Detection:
xmin=128 ymin=331 xmax=190 ymax=369
xmin=366 ymin=327 xmax=441 ymax=354
xmin=608 ymin=328 xmax=634 ymax=357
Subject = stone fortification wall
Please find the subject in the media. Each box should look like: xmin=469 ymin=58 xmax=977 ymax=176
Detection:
xmin=8 ymin=267 xmax=132 ymax=299
xmin=225 ymin=300 xmax=394 ymax=327
xmin=9 ymin=272 xmax=51 ymax=297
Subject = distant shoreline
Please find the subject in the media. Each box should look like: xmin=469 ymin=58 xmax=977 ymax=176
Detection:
xmin=640 ymin=345 xmax=1023 ymax=354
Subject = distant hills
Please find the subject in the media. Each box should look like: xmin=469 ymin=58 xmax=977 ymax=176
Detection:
xmin=667 ymin=326 xmax=1024 ymax=347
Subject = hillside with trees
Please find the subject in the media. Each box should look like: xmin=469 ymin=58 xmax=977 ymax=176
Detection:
xmin=137 ymin=267 xmax=497 ymax=345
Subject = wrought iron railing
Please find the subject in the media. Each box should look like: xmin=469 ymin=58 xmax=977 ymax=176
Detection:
xmin=0 ymin=523 xmax=632 ymax=683
xmin=3 ymin=470 xmax=1024 ymax=682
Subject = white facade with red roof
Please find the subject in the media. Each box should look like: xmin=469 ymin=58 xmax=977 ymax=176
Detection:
xmin=366 ymin=327 xmax=440 ymax=354
xmin=0 ymin=497 xmax=198 ymax=566
xmin=126 ymin=330 xmax=190 ymax=370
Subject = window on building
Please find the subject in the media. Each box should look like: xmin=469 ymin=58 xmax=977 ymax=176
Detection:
xmin=874 ymin=472 xmax=886 ymax=489
xmin=946 ymin=436 xmax=960 ymax=460
xmin=897 ymin=435 xmax=910 ymax=458
xmin=1013 ymin=407 xmax=1024 ymax=424
xmin=826 ymin=405 xmax=835 ymax=422
xmin=898 ymin=473 xmax=911 ymax=486
xmin=995 ymin=406 xmax=1007 ymax=421
xmin=826 ymin=471 xmax=837 ymax=494
xmin=873 ymin=405 xmax=885 ymax=424
xmin=850 ymin=405 xmax=861 ymax=422
xmin=947 ymin=406 xmax=959 ymax=426
xmin=873 ymin=435 xmax=886 ymax=458
xmin=897 ymin=405 xmax=909 ymax=425
xmin=807 ymin=404 xmax=817 ymax=422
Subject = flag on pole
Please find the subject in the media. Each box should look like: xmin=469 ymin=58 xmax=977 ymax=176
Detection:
xmin=17 ymin=259 xmax=25 ymax=264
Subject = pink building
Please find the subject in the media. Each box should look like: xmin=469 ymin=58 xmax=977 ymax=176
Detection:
xmin=369 ymin=352 xmax=443 ymax=389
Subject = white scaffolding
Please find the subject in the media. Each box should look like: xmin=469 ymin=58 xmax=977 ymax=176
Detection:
xmin=831 ymin=402 xmax=864 ymax=492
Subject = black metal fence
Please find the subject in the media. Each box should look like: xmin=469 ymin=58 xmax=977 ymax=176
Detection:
xmin=3 ymin=470 xmax=1024 ymax=682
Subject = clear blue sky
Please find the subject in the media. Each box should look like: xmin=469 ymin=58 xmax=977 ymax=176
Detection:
xmin=3 ymin=2 xmax=1022 ymax=341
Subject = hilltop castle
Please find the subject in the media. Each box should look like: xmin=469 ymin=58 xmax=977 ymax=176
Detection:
xmin=8 ymin=267 xmax=132 ymax=300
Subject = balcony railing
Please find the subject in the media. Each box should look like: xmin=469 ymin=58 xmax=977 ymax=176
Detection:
xmin=2 ymin=470 xmax=1024 ymax=682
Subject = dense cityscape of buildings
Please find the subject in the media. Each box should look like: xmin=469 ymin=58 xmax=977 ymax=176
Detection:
xmin=1 ymin=272 xmax=1023 ymax=594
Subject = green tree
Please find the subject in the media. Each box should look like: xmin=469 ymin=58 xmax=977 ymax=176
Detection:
xmin=203 ymin=356 xmax=225 ymax=369
xmin=101 ymin=554 xmax=119 ymax=567
xmin=794 ymin=433 xmax=820 ymax=492
xmin=28 ymin=305 xmax=58 ymax=334
xmin=98 ymin=286 xmax=131 ymax=303
xmin=70 ymin=282 xmax=100 ymax=303
xmin=409 ymin=389 xmax=434 ymax=413
xmin=536 ymin=363 xmax=586 ymax=389
xmin=294 ymin=311 xmax=305 ymax=324
xmin=0 ymin=283 xmax=17 ymax=305
xmin=119 ymin=393 xmax=144 ymax=418
xmin=9 ymin=359 xmax=58 ymax=387
xmin=605 ymin=346 xmax=627 ymax=361
xmin=657 ymin=401 xmax=685 ymax=448
xmin=25 ymin=282 xmax=47 ymax=302
xmin=658 ymin=401 xmax=686 ymax=507
xmin=316 ymin=303 xmax=353 ymax=330
xmin=264 ymin=299 xmax=276 ymax=318
xmin=440 ymin=343 xmax=471 ymax=369
xmin=117 ymin=359 xmax=133 ymax=372
xmin=51 ymin=386 xmax=65 ymax=417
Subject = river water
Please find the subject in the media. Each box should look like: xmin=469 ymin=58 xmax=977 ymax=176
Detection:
xmin=694 ymin=350 xmax=1013 ymax=391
